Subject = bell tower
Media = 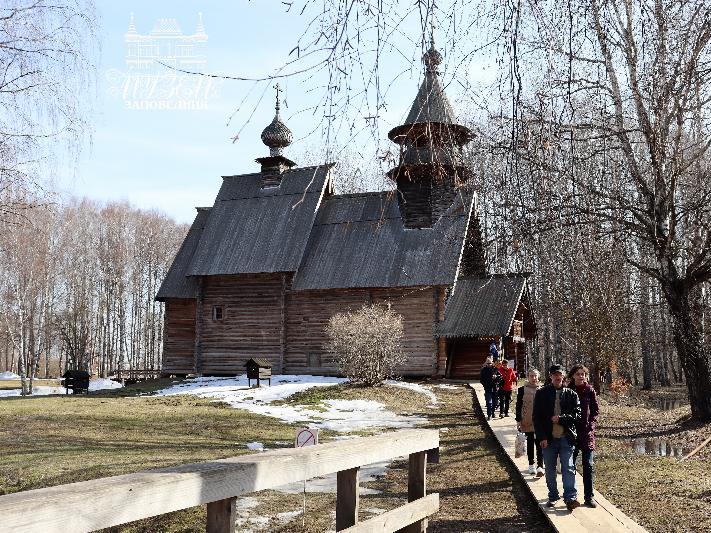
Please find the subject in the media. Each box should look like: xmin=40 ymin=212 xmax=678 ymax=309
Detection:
xmin=387 ymin=43 xmax=474 ymax=228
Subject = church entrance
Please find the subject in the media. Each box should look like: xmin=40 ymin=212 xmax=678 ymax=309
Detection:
xmin=446 ymin=338 xmax=492 ymax=379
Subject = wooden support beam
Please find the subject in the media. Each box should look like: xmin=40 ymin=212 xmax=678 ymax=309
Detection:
xmin=194 ymin=277 xmax=204 ymax=373
xmin=426 ymin=447 xmax=440 ymax=464
xmin=340 ymin=493 xmax=439 ymax=533
xmin=396 ymin=451 xmax=427 ymax=533
xmin=205 ymin=497 xmax=236 ymax=533
xmin=336 ymin=467 xmax=360 ymax=530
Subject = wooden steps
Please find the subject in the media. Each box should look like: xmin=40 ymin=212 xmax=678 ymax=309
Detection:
xmin=470 ymin=382 xmax=648 ymax=533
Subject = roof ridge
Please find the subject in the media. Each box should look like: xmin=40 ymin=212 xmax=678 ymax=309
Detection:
xmin=221 ymin=163 xmax=335 ymax=180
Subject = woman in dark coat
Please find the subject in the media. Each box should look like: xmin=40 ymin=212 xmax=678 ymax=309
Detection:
xmin=568 ymin=364 xmax=600 ymax=507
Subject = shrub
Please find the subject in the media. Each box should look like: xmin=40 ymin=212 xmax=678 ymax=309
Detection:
xmin=326 ymin=303 xmax=405 ymax=386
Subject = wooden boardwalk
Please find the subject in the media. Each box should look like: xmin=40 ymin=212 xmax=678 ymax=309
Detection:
xmin=470 ymin=382 xmax=648 ymax=533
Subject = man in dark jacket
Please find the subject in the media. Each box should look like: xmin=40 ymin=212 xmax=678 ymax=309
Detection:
xmin=480 ymin=356 xmax=503 ymax=420
xmin=533 ymin=363 xmax=582 ymax=511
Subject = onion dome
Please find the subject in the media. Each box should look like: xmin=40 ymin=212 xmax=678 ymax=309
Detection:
xmin=261 ymin=86 xmax=293 ymax=157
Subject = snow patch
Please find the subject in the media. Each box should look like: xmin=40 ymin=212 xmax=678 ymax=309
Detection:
xmin=273 ymin=461 xmax=391 ymax=494
xmin=0 ymin=378 xmax=122 ymax=398
xmin=89 ymin=378 xmax=123 ymax=391
xmin=246 ymin=442 xmax=265 ymax=451
xmin=435 ymin=384 xmax=459 ymax=390
xmin=154 ymin=375 xmax=426 ymax=433
xmin=385 ymin=380 xmax=438 ymax=405
xmin=276 ymin=510 xmax=302 ymax=523
xmin=0 ymin=371 xmax=20 ymax=380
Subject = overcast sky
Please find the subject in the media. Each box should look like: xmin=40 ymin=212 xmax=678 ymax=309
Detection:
xmin=57 ymin=1 xmax=494 ymax=224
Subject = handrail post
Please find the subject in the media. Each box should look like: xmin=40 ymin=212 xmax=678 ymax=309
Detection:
xmin=396 ymin=450 xmax=427 ymax=533
xmin=206 ymin=497 xmax=237 ymax=533
xmin=336 ymin=466 xmax=360 ymax=530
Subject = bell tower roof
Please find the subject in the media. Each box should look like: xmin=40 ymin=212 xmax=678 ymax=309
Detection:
xmin=388 ymin=43 xmax=472 ymax=145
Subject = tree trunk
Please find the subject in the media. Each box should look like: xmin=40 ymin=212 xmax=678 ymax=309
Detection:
xmin=663 ymin=282 xmax=711 ymax=421
xmin=640 ymin=271 xmax=652 ymax=390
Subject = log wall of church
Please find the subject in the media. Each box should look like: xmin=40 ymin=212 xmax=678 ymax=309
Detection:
xmin=198 ymin=274 xmax=284 ymax=375
xmin=285 ymin=286 xmax=442 ymax=376
xmin=162 ymin=298 xmax=197 ymax=375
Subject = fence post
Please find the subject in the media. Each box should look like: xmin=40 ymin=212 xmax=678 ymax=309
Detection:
xmin=206 ymin=497 xmax=237 ymax=533
xmin=336 ymin=467 xmax=360 ymax=530
xmin=396 ymin=451 xmax=427 ymax=533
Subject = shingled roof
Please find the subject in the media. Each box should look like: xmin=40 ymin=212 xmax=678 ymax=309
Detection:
xmin=435 ymin=274 xmax=529 ymax=337
xmin=186 ymin=165 xmax=332 ymax=276
xmin=156 ymin=207 xmax=210 ymax=300
xmin=404 ymin=65 xmax=456 ymax=126
xmin=291 ymin=189 xmax=473 ymax=290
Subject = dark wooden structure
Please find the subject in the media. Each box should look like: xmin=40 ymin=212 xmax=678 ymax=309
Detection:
xmin=436 ymin=275 xmax=536 ymax=378
xmin=157 ymin=45 xmax=534 ymax=378
xmin=62 ymin=370 xmax=90 ymax=395
xmin=245 ymin=358 xmax=272 ymax=387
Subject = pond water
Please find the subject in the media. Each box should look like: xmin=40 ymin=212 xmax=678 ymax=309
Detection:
xmin=654 ymin=397 xmax=685 ymax=411
xmin=626 ymin=437 xmax=690 ymax=458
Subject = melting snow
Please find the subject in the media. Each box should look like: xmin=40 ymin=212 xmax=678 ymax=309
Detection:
xmin=0 ymin=378 xmax=123 ymax=398
xmin=385 ymin=380 xmax=438 ymax=405
xmin=246 ymin=442 xmax=265 ymax=451
xmin=273 ymin=461 xmax=391 ymax=494
xmin=154 ymin=375 xmax=427 ymax=433
xmin=0 ymin=371 xmax=20 ymax=380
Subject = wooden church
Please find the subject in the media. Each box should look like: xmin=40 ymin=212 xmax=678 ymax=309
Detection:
xmin=156 ymin=45 xmax=535 ymax=379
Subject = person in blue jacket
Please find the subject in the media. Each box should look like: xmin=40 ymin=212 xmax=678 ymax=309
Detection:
xmin=489 ymin=341 xmax=500 ymax=361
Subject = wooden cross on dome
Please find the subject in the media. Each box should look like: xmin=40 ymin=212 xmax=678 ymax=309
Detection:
xmin=274 ymin=82 xmax=282 ymax=112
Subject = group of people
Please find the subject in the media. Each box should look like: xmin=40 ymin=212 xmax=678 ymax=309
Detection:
xmin=481 ymin=357 xmax=600 ymax=512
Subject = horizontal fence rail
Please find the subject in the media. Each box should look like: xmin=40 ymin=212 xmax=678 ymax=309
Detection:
xmin=0 ymin=428 xmax=440 ymax=533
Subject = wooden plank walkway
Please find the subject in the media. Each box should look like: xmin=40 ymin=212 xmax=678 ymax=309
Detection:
xmin=470 ymin=382 xmax=648 ymax=533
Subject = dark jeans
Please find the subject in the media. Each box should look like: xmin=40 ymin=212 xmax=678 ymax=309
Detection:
xmin=484 ymin=389 xmax=499 ymax=417
xmin=526 ymin=432 xmax=543 ymax=467
xmin=499 ymin=390 xmax=512 ymax=415
xmin=573 ymin=447 xmax=594 ymax=502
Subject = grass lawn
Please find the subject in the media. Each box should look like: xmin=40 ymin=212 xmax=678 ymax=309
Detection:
xmin=0 ymin=378 xmax=62 ymax=390
xmin=594 ymin=386 xmax=711 ymax=533
xmin=0 ymin=380 xmax=551 ymax=532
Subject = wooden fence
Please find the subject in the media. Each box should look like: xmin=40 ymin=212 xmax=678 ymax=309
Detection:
xmin=0 ymin=428 xmax=439 ymax=533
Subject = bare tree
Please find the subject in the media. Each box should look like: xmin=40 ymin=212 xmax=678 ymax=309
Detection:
xmin=0 ymin=0 xmax=97 ymax=218
xmin=327 ymin=303 xmax=405 ymax=386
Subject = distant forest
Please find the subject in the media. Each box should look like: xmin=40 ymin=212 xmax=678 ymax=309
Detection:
xmin=0 ymin=193 xmax=187 ymax=378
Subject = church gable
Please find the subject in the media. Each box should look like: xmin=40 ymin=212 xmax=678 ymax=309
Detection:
xmin=156 ymin=207 xmax=210 ymax=300
xmin=186 ymin=165 xmax=332 ymax=277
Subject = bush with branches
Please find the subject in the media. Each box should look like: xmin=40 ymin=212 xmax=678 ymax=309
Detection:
xmin=326 ymin=303 xmax=405 ymax=386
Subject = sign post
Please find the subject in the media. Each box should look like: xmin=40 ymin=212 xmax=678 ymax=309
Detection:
xmin=295 ymin=427 xmax=319 ymax=526
xmin=295 ymin=427 xmax=319 ymax=448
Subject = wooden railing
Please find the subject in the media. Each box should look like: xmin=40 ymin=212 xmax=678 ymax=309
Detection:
xmin=0 ymin=429 xmax=439 ymax=533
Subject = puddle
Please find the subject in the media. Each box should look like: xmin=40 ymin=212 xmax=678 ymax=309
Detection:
xmin=653 ymin=397 xmax=685 ymax=411
xmin=627 ymin=437 xmax=690 ymax=458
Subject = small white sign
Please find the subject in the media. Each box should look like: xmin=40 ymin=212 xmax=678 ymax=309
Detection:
xmin=295 ymin=427 xmax=319 ymax=448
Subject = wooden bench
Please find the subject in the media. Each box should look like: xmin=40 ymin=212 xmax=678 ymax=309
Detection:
xmin=0 ymin=428 xmax=440 ymax=533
